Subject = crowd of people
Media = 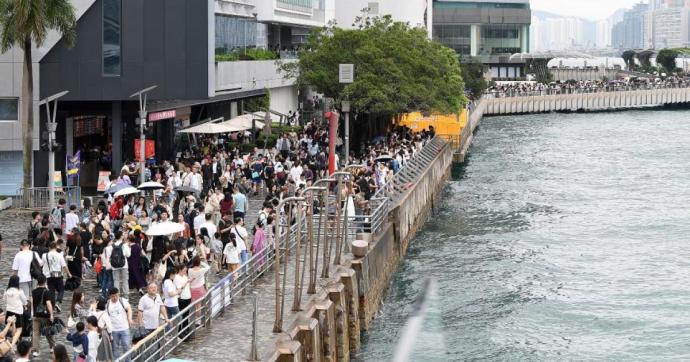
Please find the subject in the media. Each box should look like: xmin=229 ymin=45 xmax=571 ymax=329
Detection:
xmin=0 ymin=119 xmax=435 ymax=362
xmin=485 ymin=76 xmax=690 ymax=98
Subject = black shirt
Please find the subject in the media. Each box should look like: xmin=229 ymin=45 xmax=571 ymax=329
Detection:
xmin=32 ymin=287 xmax=55 ymax=317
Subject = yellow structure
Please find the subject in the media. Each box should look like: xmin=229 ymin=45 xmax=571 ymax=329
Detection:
xmin=396 ymin=109 xmax=468 ymax=137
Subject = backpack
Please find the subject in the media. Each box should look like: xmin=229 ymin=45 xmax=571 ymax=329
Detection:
xmin=30 ymin=252 xmax=43 ymax=280
xmin=50 ymin=207 xmax=63 ymax=230
xmin=110 ymin=243 xmax=126 ymax=269
xmin=27 ymin=222 xmax=40 ymax=241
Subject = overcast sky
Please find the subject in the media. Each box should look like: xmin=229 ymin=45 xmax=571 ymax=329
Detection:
xmin=530 ymin=0 xmax=644 ymax=20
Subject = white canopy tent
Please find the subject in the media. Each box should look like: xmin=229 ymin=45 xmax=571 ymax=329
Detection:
xmin=177 ymin=121 xmax=237 ymax=134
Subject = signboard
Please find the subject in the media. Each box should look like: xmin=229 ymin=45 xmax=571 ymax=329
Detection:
xmin=339 ymin=64 xmax=354 ymax=83
xmin=148 ymin=109 xmax=176 ymax=122
xmin=53 ymin=171 xmax=63 ymax=192
xmin=97 ymin=171 xmax=111 ymax=192
xmin=66 ymin=151 xmax=81 ymax=180
xmin=134 ymin=139 xmax=156 ymax=161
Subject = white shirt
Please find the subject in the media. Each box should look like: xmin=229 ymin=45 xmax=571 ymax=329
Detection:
xmin=65 ymin=212 xmax=79 ymax=233
xmin=193 ymin=214 xmax=205 ymax=234
xmin=174 ymin=274 xmax=191 ymax=300
xmin=103 ymin=240 xmax=131 ymax=270
xmin=87 ymin=330 xmax=100 ymax=359
xmin=138 ymin=293 xmax=164 ymax=330
xmin=223 ymin=243 xmax=240 ymax=264
xmin=42 ymin=250 xmax=67 ymax=276
xmin=188 ymin=265 xmax=210 ymax=289
xmin=12 ymin=250 xmax=40 ymax=283
xmin=289 ymin=166 xmax=303 ymax=183
xmin=231 ymin=225 xmax=249 ymax=252
xmin=200 ymin=221 xmax=217 ymax=244
xmin=4 ymin=287 xmax=27 ymax=314
xmin=106 ymin=298 xmax=130 ymax=332
xmin=162 ymin=279 xmax=179 ymax=308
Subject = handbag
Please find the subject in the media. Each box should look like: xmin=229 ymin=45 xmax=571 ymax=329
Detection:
xmin=67 ymin=316 xmax=77 ymax=329
xmin=94 ymin=257 xmax=103 ymax=274
xmin=65 ymin=276 xmax=81 ymax=291
xmin=157 ymin=260 xmax=167 ymax=279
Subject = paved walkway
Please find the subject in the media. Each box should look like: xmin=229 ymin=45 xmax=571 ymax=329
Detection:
xmin=171 ymin=236 xmax=324 ymax=361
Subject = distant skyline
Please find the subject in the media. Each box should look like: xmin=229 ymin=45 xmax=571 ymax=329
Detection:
xmin=530 ymin=0 xmax=645 ymax=20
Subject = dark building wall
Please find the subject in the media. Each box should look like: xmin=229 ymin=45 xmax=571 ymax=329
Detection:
xmin=40 ymin=0 xmax=211 ymax=101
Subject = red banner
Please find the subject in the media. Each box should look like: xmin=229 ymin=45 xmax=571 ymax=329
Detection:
xmin=134 ymin=139 xmax=156 ymax=161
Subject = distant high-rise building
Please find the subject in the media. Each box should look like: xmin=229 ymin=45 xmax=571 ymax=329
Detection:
xmin=611 ymin=3 xmax=648 ymax=50
xmin=646 ymin=0 xmax=690 ymax=49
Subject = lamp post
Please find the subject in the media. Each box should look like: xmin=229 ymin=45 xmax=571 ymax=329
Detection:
xmin=129 ymin=85 xmax=157 ymax=186
xmin=39 ymin=91 xmax=69 ymax=209
xmin=342 ymin=100 xmax=351 ymax=164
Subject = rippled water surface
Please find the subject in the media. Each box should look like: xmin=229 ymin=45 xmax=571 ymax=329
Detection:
xmin=356 ymin=110 xmax=690 ymax=361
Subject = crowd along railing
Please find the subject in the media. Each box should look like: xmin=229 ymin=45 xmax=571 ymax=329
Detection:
xmin=116 ymin=218 xmax=306 ymax=362
xmin=485 ymin=82 xmax=690 ymax=98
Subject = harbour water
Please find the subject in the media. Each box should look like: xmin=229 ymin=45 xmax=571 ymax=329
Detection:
xmin=356 ymin=110 xmax=690 ymax=361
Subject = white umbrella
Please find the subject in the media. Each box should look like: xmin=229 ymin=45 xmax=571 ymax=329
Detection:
xmin=113 ymin=186 xmax=139 ymax=197
xmin=145 ymin=221 xmax=185 ymax=236
xmin=137 ymin=181 xmax=165 ymax=191
xmin=220 ymin=114 xmax=265 ymax=131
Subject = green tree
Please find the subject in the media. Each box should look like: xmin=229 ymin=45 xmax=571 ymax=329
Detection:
xmin=622 ymin=50 xmax=636 ymax=71
xmin=635 ymin=50 xmax=655 ymax=68
xmin=657 ymin=48 xmax=679 ymax=73
xmin=0 ymin=0 xmax=76 ymax=189
xmin=460 ymin=59 xmax=487 ymax=99
xmin=281 ymin=15 xmax=465 ymax=126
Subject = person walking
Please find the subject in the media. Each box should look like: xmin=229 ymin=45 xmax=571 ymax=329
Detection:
xmin=106 ymin=288 xmax=133 ymax=361
xmin=188 ymin=256 xmax=210 ymax=321
xmin=127 ymin=231 xmax=147 ymax=295
xmin=162 ymin=269 xmax=185 ymax=321
xmin=231 ymin=186 xmax=248 ymax=220
xmin=104 ymin=231 xmax=131 ymax=298
xmin=43 ymin=242 xmax=71 ymax=312
xmin=251 ymin=222 xmax=267 ymax=271
xmin=222 ymin=234 xmax=240 ymax=281
xmin=4 ymin=275 xmax=27 ymax=341
xmin=31 ymin=275 xmax=56 ymax=357
xmin=231 ymin=218 xmax=249 ymax=268
xmin=12 ymin=239 xmax=41 ymax=301
xmin=137 ymin=283 xmax=169 ymax=334
xmin=173 ymin=264 xmax=192 ymax=339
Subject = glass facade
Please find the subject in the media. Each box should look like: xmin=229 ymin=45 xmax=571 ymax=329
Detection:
xmin=433 ymin=24 xmax=471 ymax=55
xmin=276 ymin=0 xmax=314 ymax=13
xmin=0 ymin=98 xmax=18 ymax=121
xmin=478 ymin=24 xmax=522 ymax=56
xmin=102 ymin=0 xmax=121 ymax=76
xmin=215 ymin=15 xmax=268 ymax=53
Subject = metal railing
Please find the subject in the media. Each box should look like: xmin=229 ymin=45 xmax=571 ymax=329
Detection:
xmin=485 ymin=82 xmax=690 ymax=99
xmin=13 ymin=186 xmax=81 ymax=210
xmin=116 ymin=218 xmax=306 ymax=362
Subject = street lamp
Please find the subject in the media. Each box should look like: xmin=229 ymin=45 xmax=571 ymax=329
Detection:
xmin=342 ymin=100 xmax=351 ymax=163
xmin=39 ymin=91 xmax=69 ymax=209
xmin=129 ymin=85 xmax=157 ymax=185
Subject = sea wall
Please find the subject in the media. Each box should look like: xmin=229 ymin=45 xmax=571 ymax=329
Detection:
xmin=266 ymin=140 xmax=455 ymax=361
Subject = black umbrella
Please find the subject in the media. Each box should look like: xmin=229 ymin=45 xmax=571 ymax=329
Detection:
xmin=173 ymin=186 xmax=200 ymax=194
xmin=375 ymin=155 xmax=394 ymax=163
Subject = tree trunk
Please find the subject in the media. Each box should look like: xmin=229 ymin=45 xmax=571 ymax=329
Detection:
xmin=22 ymin=36 xmax=34 ymax=189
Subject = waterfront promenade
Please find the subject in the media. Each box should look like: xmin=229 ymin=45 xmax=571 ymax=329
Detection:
xmin=483 ymin=83 xmax=690 ymax=116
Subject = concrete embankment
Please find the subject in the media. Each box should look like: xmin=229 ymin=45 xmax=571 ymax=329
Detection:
xmin=264 ymin=135 xmax=471 ymax=361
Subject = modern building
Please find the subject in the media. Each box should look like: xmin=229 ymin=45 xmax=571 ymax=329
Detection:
xmin=432 ymin=0 xmax=531 ymax=79
xmin=611 ymin=3 xmax=649 ymax=50
xmin=646 ymin=0 xmax=690 ymax=49
xmin=335 ymin=0 xmax=432 ymax=38
xmin=0 ymin=0 xmax=334 ymax=194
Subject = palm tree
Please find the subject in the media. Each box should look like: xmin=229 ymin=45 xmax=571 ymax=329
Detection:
xmin=0 ymin=0 xmax=76 ymax=189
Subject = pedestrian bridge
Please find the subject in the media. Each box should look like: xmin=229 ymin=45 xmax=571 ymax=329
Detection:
xmin=484 ymin=86 xmax=690 ymax=115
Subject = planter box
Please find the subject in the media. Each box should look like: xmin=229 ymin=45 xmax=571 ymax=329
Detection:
xmin=0 ymin=197 xmax=12 ymax=211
